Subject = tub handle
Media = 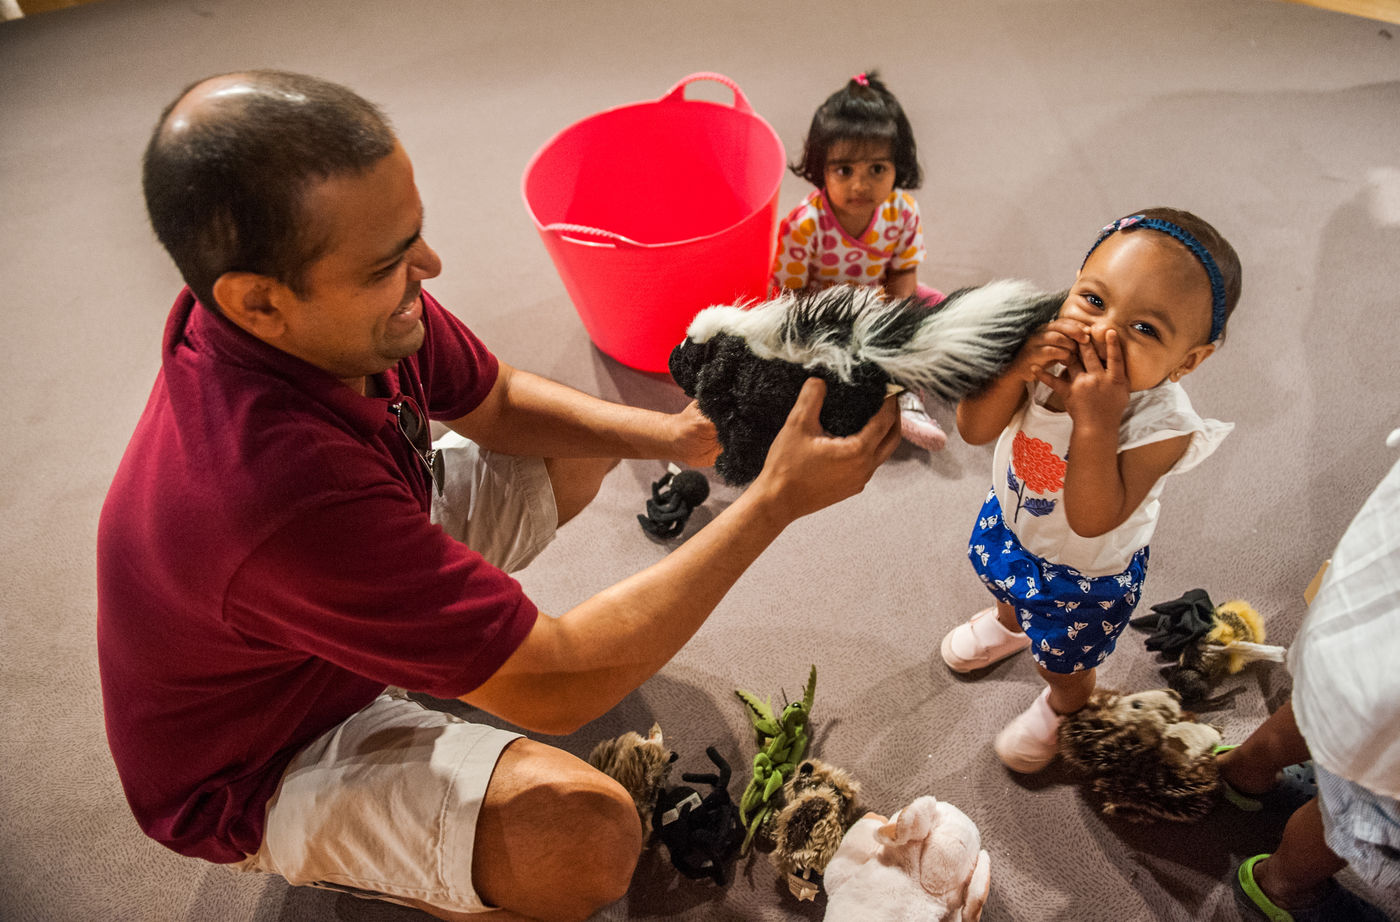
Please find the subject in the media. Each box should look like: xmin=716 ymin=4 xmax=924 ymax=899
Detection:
xmin=660 ymin=71 xmax=753 ymax=114
xmin=541 ymin=223 xmax=648 ymax=248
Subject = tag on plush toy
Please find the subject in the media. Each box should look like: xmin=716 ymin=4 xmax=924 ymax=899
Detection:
xmin=669 ymin=281 xmax=1062 ymax=485
xmin=787 ymin=869 xmax=819 ymax=901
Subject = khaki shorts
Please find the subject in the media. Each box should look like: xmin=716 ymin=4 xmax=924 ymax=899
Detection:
xmin=235 ymin=438 xmax=557 ymax=914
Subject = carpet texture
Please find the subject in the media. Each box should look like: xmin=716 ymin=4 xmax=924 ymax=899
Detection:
xmin=2 ymin=1 xmax=1398 ymax=920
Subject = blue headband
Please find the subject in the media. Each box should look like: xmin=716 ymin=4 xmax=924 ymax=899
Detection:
xmin=1082 ymin=214 xmax=1228 ymax=343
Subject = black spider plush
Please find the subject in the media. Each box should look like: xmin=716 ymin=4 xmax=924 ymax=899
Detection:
xmin=652 ymin=746 xmax=745 ymax=886
xmin=669 ymin=281 xmax=1063 ymax=485
xmin=637 ymin=468 xmax=710 ymax=539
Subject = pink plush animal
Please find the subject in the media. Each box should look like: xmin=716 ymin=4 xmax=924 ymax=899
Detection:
xmin=821 ymin=795 xmax=990 ymax=922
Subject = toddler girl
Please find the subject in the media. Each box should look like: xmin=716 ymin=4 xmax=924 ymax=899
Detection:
xmin=771 ymin=70 xmax=947 ymax=451
xmin=941 ymin=207 xmax=1240 ymax=772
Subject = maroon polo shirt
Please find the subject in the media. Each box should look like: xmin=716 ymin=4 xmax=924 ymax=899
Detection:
xmin=96 ymin=289 xmax=538 ymax=862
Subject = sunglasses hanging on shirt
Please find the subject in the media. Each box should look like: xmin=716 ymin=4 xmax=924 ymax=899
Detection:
xmin=391 ymin=395 xmax=445 ymax=496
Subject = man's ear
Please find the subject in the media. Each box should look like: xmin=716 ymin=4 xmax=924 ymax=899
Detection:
xmin=1169 ymin=342 xmax=1215 ymax=382
xmin=210 ymin=272 xmax=291 ymax=341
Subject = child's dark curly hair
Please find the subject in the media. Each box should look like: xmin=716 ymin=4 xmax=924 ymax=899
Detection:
xmin=790 ymin=70 xmax=922 ymax=190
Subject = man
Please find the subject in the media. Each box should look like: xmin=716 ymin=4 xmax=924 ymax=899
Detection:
xmin=96 ymin=70 xmax=900 ymax=922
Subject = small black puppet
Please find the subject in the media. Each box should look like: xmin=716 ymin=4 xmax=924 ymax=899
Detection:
xmin=638 ymin=467 xmax=710 ymax=539
xmin=653 ymin=746 xmax=744 ymax=886
xmin=669 ymin=281 xmax=1063 ymax=485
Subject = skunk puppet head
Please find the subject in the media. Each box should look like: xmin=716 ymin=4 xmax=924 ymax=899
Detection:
xmin=669 ymin=281 xmax=1063 ymax=485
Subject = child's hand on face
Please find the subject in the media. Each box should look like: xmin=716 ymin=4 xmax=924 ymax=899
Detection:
xmin=1035 ymin=329 xmax=1130 ymax=427
xmin=1014 ymin=318 xmax=1091 ymax=383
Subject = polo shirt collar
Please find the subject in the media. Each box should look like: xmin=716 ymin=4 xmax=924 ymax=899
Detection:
xmin=167 ymin=287 xmax=400 ymax=438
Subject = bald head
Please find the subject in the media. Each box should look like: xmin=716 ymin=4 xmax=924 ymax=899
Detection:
xmin=159 ymin=72 xmax=302 ymax=137
xmin=143 ymin=70 xmax=397 ymax=311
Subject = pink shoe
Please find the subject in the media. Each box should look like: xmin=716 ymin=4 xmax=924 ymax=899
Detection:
xmin=940 ymin=607 xmax=1031 ymax=673
xmin=898 ymin=391 xmax=947 ymax=451
xmin=994 ymin=687 xmax=1063 ymax=773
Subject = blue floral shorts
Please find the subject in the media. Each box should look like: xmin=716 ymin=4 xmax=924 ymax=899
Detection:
xmin=967 ymin=489 xmax=1148 ymax=675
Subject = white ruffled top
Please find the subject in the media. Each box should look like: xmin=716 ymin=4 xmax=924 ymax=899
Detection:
xmin=990 ymin=377 xmax=1232 ymax=577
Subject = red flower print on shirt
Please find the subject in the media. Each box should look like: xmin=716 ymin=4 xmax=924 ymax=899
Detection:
xmin=1007 ymin=431 xmax=1066 ymax=521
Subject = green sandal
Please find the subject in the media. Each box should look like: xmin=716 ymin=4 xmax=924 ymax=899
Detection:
xmin=1236 ymin=854 xmax=1292 ymax=921
xmin=1233 ymin=853 xmax=1391 ymax=922
xmin=1212 ymin=744 xmax=1316 ymax=813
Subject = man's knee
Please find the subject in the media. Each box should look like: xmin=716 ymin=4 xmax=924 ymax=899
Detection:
xmin=545 ymin=456 xmax=619 ymax=526
xmin=558 ymin=772 xmax=643 ymax=907
xmin=475 ymin=741 xmax=641 ymax=919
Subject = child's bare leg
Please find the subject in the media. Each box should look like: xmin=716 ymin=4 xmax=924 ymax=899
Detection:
xmin=1249 ymin=798 xmax=1346 ymax=910
xmin=1218 ymin=700 xmax=1311 ymax=795
xmin=995 ymin=599 xmax=1021 ymax=634
xmin=1037 ymin=662 xmax=1096 ymax=714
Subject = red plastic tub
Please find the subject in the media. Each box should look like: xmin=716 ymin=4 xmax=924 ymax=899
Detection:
xmin=522 ymin=73 xmax=785 ymax=372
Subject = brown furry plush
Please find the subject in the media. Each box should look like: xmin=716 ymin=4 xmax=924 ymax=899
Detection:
xmin=588 ymin=723 xmax=676 ymax=840
xmin=766 ymin=759 xmax=863 ymax=900
xmin=1058 ymin=689 xmax=1223 ymax=822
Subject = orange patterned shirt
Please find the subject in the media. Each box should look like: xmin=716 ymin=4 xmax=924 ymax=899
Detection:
xmin=771 ymin=188 xmax=925 ymax=293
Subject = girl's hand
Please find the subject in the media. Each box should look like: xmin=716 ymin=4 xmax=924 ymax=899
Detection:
xmin=1014 ymin=318 xmax=1090 ymax=383
xmin=1035 ymin=328 xmax=1130 ymax=427
xmin=668 ymin=400 xmax=721 ymax=467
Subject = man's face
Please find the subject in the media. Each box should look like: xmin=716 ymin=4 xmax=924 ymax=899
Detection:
xmin=278 ymin=142 xmax=442 ymax=390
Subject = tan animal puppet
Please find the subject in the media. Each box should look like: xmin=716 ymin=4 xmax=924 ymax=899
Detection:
xmin=766 ymin=758 xmax=863 ymax=900
xmin=1058 ymin=689 xmax=1223 ymax=822
xmin=588 ymin=723 xmax=676 ymax=840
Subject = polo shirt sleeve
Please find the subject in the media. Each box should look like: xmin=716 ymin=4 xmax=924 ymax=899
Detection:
xmin=222 ymin=481 xmax=538 ymax=699
xmin=415 ymin=291 xmax=501 ymax=421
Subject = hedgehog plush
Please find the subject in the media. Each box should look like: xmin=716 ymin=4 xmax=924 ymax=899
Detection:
xmin=588 ymin=723 xmax=677 ymax=840
xmin=766 ymin=758 xmax=864 ymax=901
xmin=668 ymin=281 xmax=1063 ymax=485
xmin=1058 ymin=688 xmax=1223 ymax=822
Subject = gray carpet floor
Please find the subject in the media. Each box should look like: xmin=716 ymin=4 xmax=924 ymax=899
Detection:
xmin=3 ymin=1 xmax=1399 ymax=920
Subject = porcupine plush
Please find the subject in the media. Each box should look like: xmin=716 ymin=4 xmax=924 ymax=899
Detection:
xmin=1058 ymin=688 xmax=1223 ymax=822
xmin=668 ymin=281 xmax=1064 ymax=485
xmin=767 ymin=758 xmax=864 ymax=901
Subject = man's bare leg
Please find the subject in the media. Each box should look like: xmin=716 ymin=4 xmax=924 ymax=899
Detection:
xmin=545 ymin=457 xmax=619 ymax=526
xmin=456 ymin=739 xmax=641 ymax=922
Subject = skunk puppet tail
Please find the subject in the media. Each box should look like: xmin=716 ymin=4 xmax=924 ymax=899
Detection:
xmin=675 ymin=280 xmax=1062 ymax=401
xmin=668 ymin=281 xmax=1063 ymax=485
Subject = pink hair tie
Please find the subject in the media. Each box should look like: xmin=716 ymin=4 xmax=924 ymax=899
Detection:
xmin=853 ymin=72 xmax=869 ymax=86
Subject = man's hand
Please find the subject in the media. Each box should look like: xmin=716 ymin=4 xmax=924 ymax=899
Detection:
xmin=668 ymin=400 xmax=720 ymax=468
xmin=1015 ymin=318 xmax=1091 ymax=383
xmin=1035 ymin=328 xmax=1130 ymax=429
xmin=752 ymin=378 xmax=901 ymax=521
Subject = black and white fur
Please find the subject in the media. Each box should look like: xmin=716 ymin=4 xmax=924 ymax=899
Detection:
xmin=669 ymin=281 xmax=1063 ymax=485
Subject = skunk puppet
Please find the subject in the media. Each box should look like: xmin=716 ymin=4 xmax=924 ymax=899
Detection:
xmin=668 ymin=281 xmax=1063 ymax=485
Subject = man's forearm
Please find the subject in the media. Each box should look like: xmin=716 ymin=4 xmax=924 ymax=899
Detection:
xmin=460 ymin=483 xmax=788 ymax=734
xmin=449 ymin=364 xmax=674 ymax=460
xmin=460 ymin=378 xmax=897 ymax=735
